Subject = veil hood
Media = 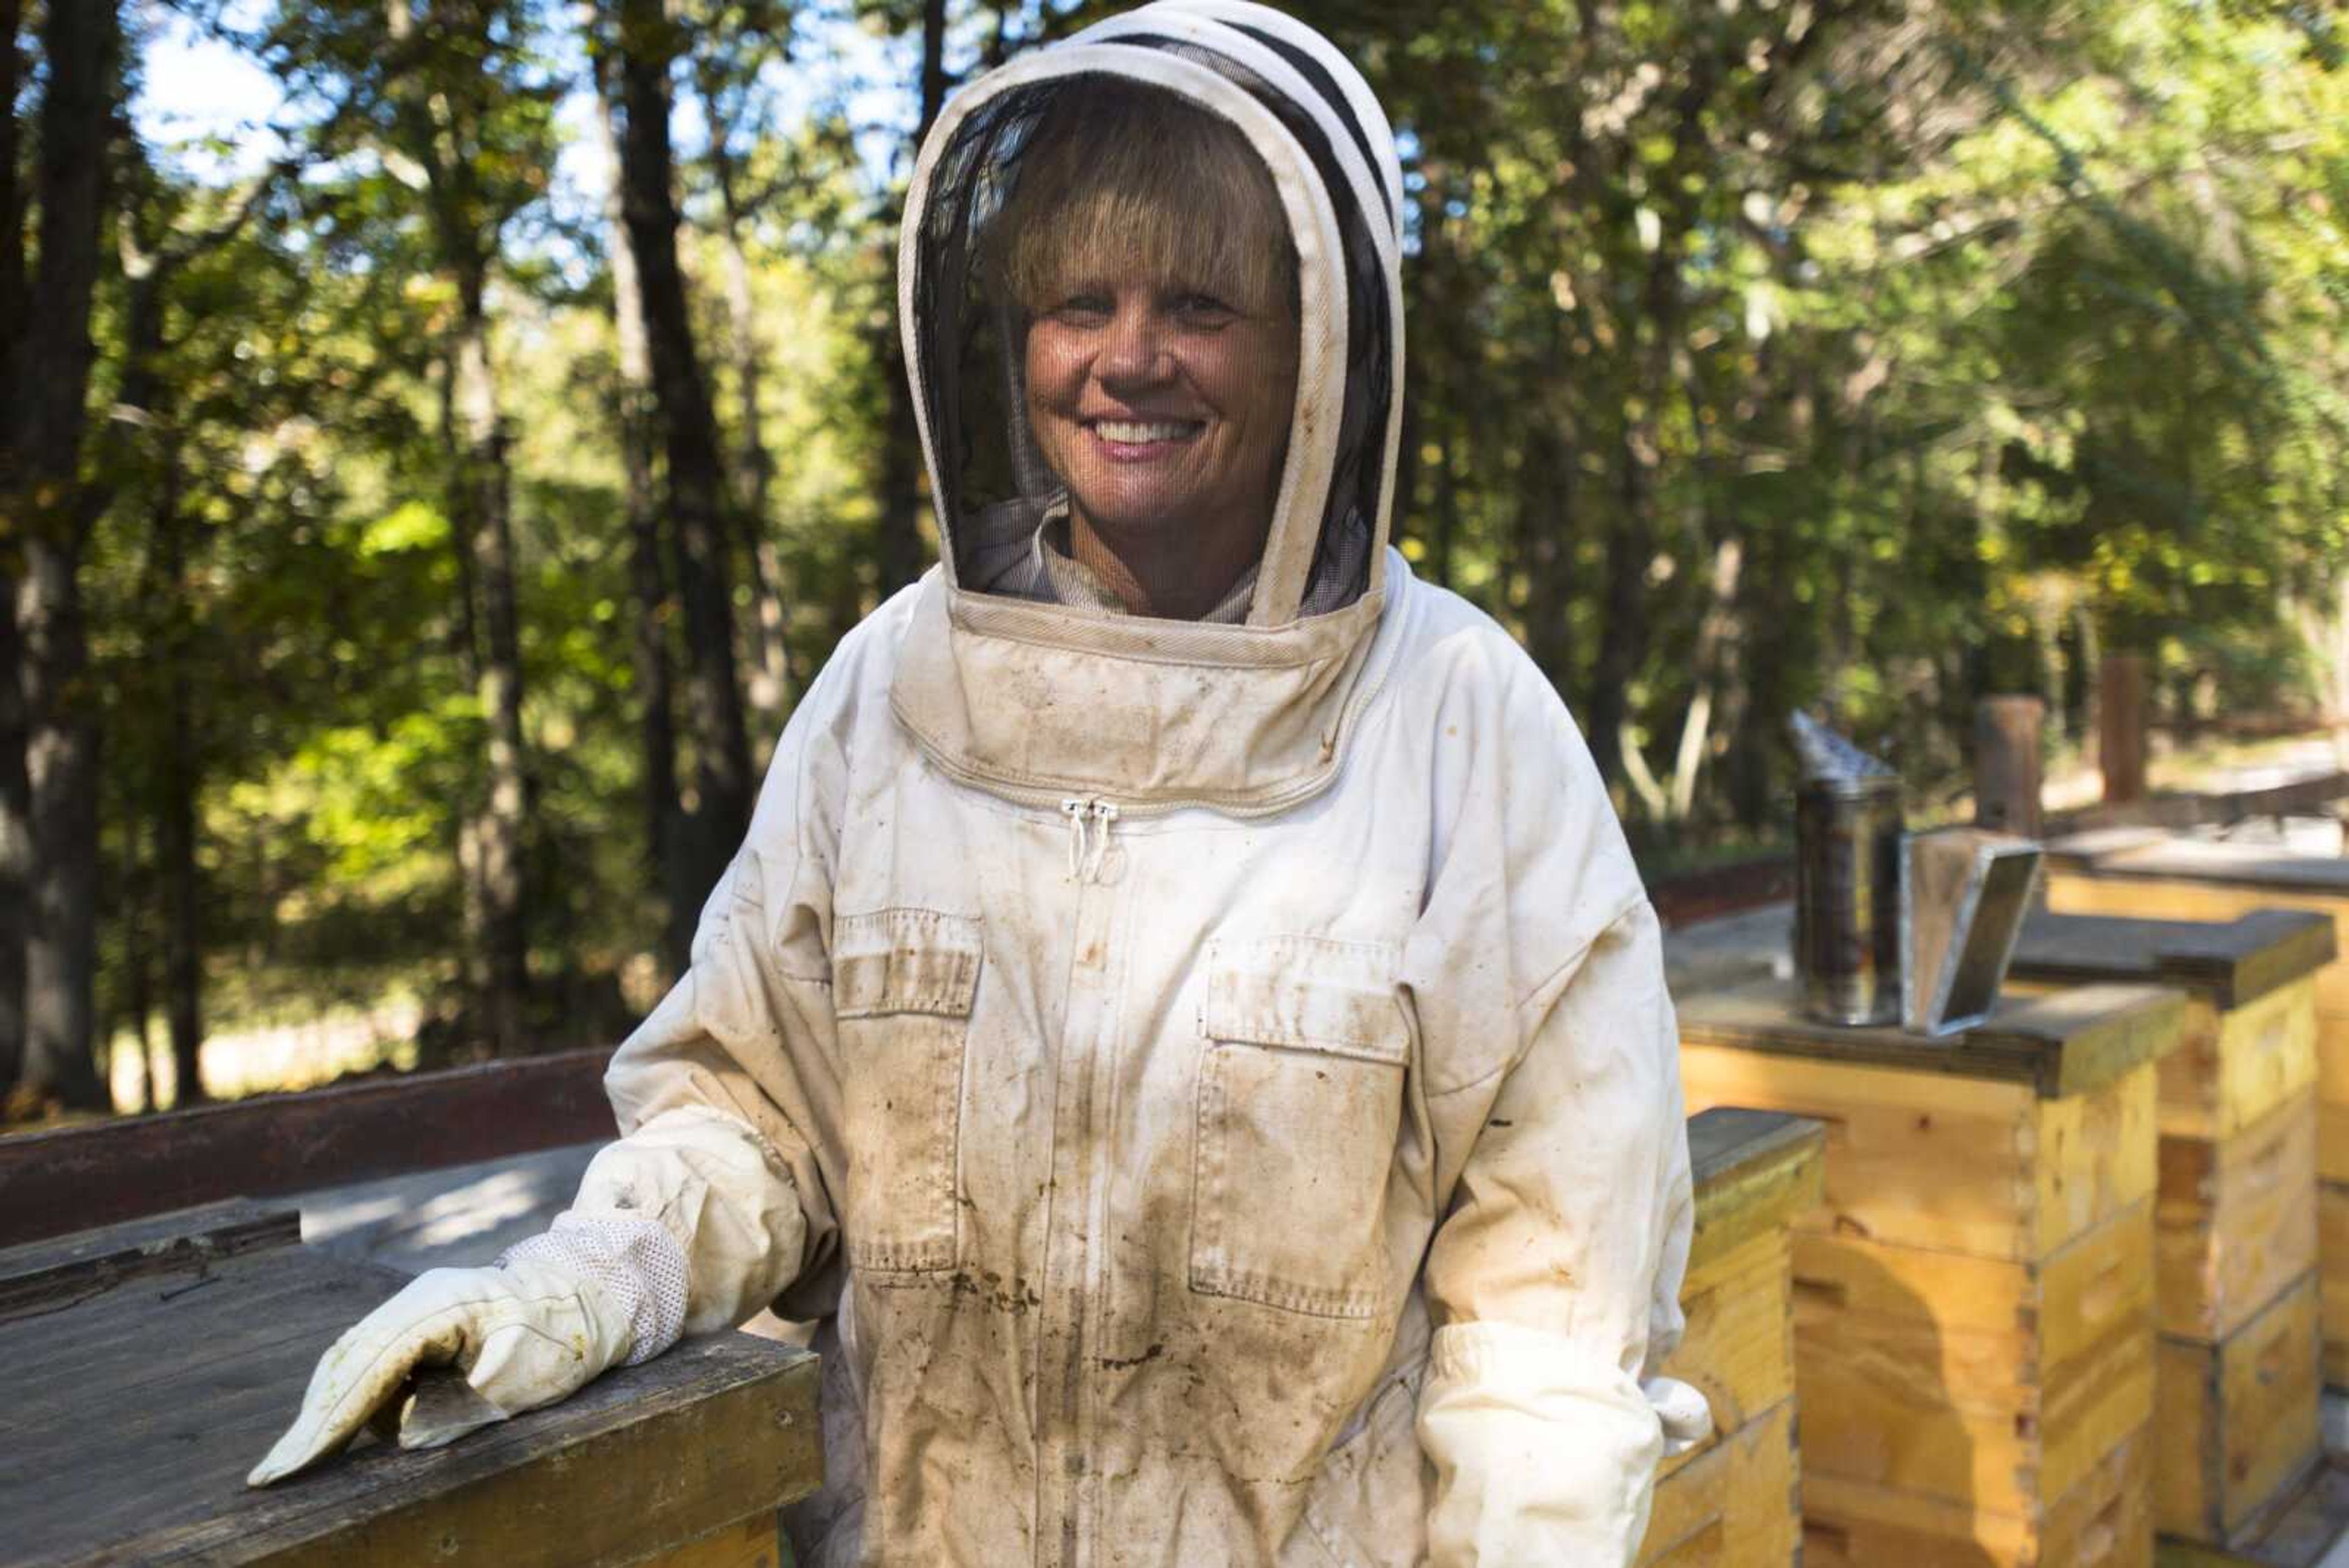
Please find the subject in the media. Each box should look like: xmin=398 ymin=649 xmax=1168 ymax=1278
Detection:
xmin=888 ymin=1 xmax=1409 ymax=813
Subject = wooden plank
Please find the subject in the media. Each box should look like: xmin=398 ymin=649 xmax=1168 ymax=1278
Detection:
xmin=1638 ymin=1399 xmax=1799 ymax=1567
xmin=2322 ymin=1182 xmax=2349 ymax=1388
xmin=1676 ymin=975 xmax=2186 ymax=1099
xmin=1685 ymin=1107 xmax=1825 ymax=1275
xmin=1682 ymin=1041 xmax=2156 ymax=1261
xmin=2158 ymin=1093 xmax=2320 ymax=1342
xmin=1664 ymin=903 xmax=1793 ymax=995
xmin=1682 ymin=1040 xmax=2042 ymax=1258
xmin=0 ymin=1199 xmax=301 ymax=1320
xmin=1658 ymin=1225 xmax=1795 ymax=1474
xmin=2035 ymin=1060 xmax=2163 ymax=1258
xmin=1804 ymin=1422 xmax=2152 ymax=1567
xmin=645 ymin=1514 xmax=789 ymax=1568
xmin=2048 ymin=837 xmax=2349 ymax=899
xmin=2157 ymin=1458 xmax=2349 ymax=1566
xmin=0 ymin=1047 xmax=617 ymax=1248
xmin=2155 ymin=1274 xmax=2323 ymax=1545
xmin=0 ymin=1227 xmax=820 ymax=1567
xmin=1788 ymin=1201 xmax=2155 ymax=1518
xmin=2175 ymin=983 xmax=2322 ymax=1145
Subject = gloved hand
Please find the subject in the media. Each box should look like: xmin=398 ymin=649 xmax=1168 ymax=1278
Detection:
xmin=246 ymin=1254 xmax=634 ymax=1486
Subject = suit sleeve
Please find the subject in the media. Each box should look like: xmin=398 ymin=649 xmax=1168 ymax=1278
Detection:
xmin=528 ymin=652 xmax=857 ymax=1351
xmin=1406 ymin=644 xmax=1702 ymax=1566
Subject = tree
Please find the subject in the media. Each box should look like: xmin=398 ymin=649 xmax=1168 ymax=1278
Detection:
xmin=607 ymin=0 xmax=753 ymax=911
xmin=2 ymin=0 xmax=124 ymax=1112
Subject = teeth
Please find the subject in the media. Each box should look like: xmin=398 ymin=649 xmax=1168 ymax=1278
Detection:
xmin=1094 ymin=420 xmax=1195 ymax=444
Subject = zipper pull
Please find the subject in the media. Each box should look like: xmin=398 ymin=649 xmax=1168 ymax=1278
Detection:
xmin=1085 ymin=800 xmax=1119 ymax=883
xmin=1063 ymin=798 xmax=1091 ymax=882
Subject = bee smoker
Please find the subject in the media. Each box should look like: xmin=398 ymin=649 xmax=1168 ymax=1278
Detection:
xmin=1792 ymin=772 xmax=1906 ymax=1028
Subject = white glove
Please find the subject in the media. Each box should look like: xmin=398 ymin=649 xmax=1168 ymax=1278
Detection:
xmin=247 ymin=1250 xmax=636 ymax=1486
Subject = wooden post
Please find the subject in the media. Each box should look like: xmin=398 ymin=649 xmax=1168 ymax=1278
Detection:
xmin=2101 ymin=652 xmax=2150 ymax=805
xmin=1974 ymin=696 xmax=2047 ymax=839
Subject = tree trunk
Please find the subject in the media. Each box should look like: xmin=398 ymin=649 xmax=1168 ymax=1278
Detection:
xmin=1 ymin=0 xmax=118 ymax=1112
xmin=0 ymin=593 xmax=24 ymax=1101
xmin=1 ymin=0 xmax=24 ymax=348
xmin=595 ymin=48 xmax=691 ymax=980
xmin=449 ymin=294 xmax=531 ymax=1056
xmin=157 ymin=463 xmax=206 ymax=1105
xmin=615 ymin=0 xmax=752 ymax=905
xmin=706 ymin=129 xmax=792 ymax=738
xmin=17 ymin=546 xmax=103 ymax=1109
xmin=874 ymin=0 xmax=951 ymax=597
xmin=384 ymin=0 xmax=532 ymax=1057
xmin=0 ymin=0 xmax=23 ymax=1105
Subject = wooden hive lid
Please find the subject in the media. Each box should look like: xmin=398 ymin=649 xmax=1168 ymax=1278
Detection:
xmin=1676 ymin=974 xmax=2186 ymax=1098
xmin=2047 ymin=830 xmax=2349 ymax=894
xmin=2010 ymin=907 xmax=2337 ymax=1009
xmin=1684 ymin=1107 xmax=1824 ymax=1274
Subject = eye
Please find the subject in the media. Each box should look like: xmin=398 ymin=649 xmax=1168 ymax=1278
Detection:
xmin=1046 ymin=292 xmax=1113 ymax=327
xmin=1173 ymin=292 xmax=1239 ymax=327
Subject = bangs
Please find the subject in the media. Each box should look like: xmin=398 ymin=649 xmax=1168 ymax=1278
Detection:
xmin=990 ymin=80 xmax=1299 ymax=319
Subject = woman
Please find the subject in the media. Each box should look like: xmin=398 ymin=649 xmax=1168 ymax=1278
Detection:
xmin=252 ymin=6 xmax=1702 ymax=1562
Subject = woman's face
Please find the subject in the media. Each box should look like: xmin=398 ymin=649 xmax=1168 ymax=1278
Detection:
xmin=1023 ymin=273 xmax=1298 ymax=548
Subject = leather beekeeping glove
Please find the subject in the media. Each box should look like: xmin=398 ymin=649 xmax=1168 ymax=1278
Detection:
xmin=247 ymin=1214 xmax=686 ymax=1487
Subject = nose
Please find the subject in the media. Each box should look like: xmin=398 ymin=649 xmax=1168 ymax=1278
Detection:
xmin=1095 ymin=297 xmax=1173 ymax=390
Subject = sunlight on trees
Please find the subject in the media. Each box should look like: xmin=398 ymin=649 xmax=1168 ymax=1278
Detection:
xmin=3 ymin=0 xmax=2343 ymax=1113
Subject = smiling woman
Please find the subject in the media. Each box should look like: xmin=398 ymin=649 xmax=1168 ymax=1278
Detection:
xmin=985 ymin=83 xmax=1304 ymax=620
xmin=1000 ymin=86 xmax=1301 ymax=619
xmin=248 ymin=11 xmax=1699 ymax=1566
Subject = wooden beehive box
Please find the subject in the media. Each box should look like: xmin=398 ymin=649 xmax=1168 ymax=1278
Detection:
xmin=2009 ymin=908 xmax=2331 ymax=1548
xmin=1675 ymin=975 xmax=2185 ymax=1568
xmin=2043 ymin=832 xmax=2349 ymax=1388
xmin=1637 ymin=1107 xmax=1826 ymax=1567
xmin=0 ymin=1200 xmax=822 ymax=1567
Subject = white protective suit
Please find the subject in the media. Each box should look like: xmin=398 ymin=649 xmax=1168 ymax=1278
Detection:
xmin=258 ymin=5 xmax=1702 ymax=1561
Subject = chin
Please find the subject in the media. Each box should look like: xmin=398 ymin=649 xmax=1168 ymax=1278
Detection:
xmin=1071 ymin=496 xmax=1192 ymax=537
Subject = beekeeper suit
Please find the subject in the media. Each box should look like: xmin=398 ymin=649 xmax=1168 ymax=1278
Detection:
xmin=251 ymin=6 xmax=1702 ymax=1562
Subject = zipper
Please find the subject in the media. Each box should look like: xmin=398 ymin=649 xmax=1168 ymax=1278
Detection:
xmin=1061 ymin=797 xmax=1119 ymax=883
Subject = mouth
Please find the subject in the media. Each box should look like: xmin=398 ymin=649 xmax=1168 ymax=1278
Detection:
xmin=1083 ymin=416 xmax=1206 ymax=458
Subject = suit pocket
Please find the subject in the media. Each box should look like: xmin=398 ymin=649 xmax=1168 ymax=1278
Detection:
xmin=1191 ymin=936 xmax=1410 ymax=1320
xmin=833 ymin=908 xmax=982 ymax=1274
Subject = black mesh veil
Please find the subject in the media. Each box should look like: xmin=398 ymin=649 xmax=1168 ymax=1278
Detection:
xmin=904 ymin=42 xmax=1396 ymax=625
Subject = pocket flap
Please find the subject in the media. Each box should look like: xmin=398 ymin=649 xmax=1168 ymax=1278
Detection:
xmin=1204 ymin=936 xmax=1409 ymax=1066
xmin=834 ymin=909 xmax=982 ymax=1019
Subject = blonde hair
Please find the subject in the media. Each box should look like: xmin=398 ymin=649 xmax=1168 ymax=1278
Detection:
xmin=991 ymin=80 xmax=1299 ymax=320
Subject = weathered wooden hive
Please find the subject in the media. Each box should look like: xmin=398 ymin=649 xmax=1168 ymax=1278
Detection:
xmin=2010 ymin=907 xmax=2332 ymax=1553
xmin=2042 ymin=831 xmax=2349 ymax=1394
xmin=1637 ymin=1107 xmax=1825 ymax=1567
xmin=1674 ymin=971 xmax=2184 ymax=1567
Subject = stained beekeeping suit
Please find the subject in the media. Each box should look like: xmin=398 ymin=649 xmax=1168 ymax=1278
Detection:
xmin=252 ymin=6 xmax=1704 ymax=1562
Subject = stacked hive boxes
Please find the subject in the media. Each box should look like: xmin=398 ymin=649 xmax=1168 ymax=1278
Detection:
xmin=1638 ymin=1107 xmax=1825 ymax=1566
xmin=1675 ymin=976 xmax=2184 ymax=1566
xmin=2043 ymin=834 xmax=2349 ymax=1388
xmin=2009 ymin=908 xmax=2331 ymax=1550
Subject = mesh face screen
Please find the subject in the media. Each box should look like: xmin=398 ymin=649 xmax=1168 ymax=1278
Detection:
xmin=908 ymin=59 xmax=1393 ymax=624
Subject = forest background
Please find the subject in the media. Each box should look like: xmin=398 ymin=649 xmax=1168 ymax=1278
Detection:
xmin=3 ymin=0 xmax=2345 ymax=1118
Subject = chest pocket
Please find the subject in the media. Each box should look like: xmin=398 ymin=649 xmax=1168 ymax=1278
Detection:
xmin=833 ymin=908 xmax=981 ymax=1275
xmin=1191 ymin=937 xmax=1411 ymax=1320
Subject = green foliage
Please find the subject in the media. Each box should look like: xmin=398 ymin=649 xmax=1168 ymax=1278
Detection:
xmin=61 ymin=0 xmax=2349 ymax=1071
